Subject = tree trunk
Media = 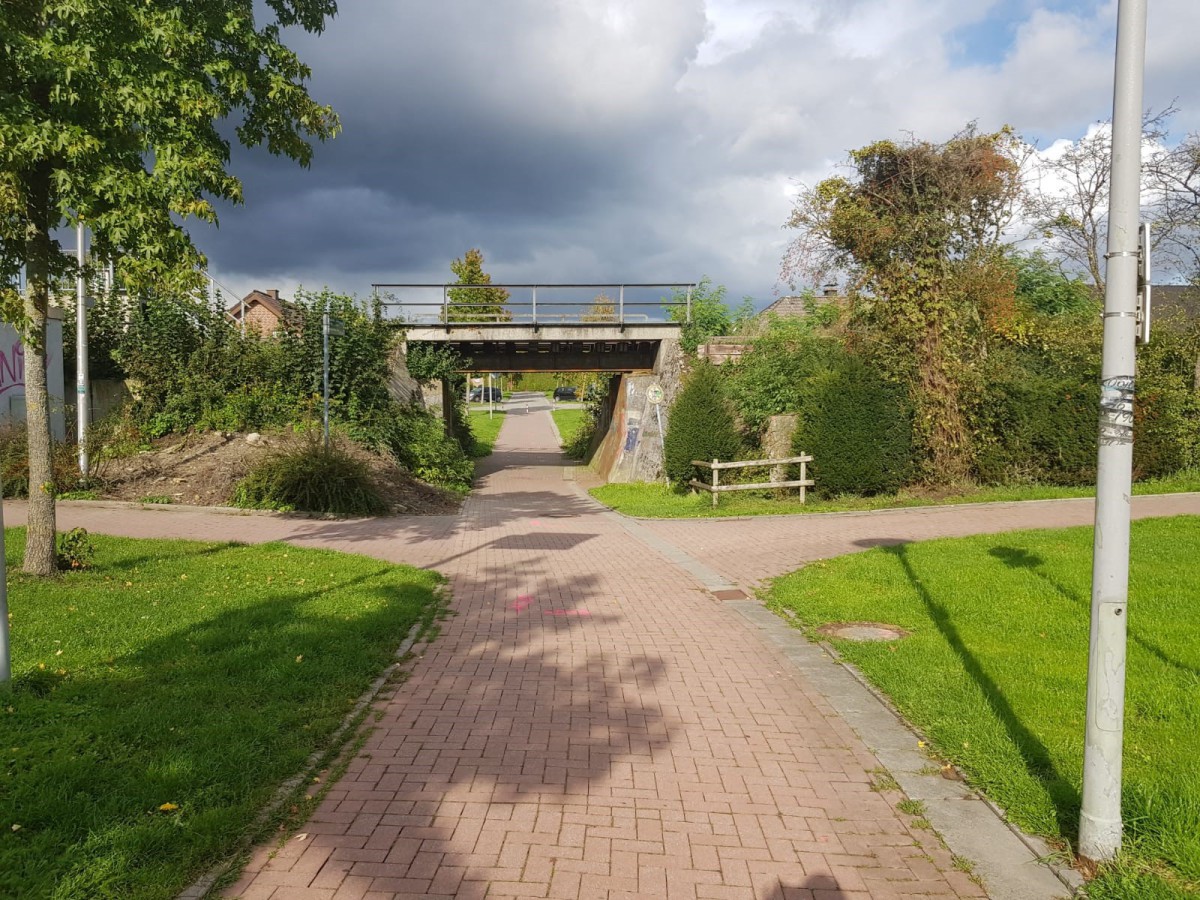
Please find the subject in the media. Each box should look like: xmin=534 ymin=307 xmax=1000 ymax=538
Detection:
xmin=22 ymin=168 xmax=58 ymax=576
xmin=917 ymin=329 xmax=973 ymax=485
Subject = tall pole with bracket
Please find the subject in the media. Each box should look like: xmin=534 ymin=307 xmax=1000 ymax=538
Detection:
xmin=1078 ymin=0 xmax=1148 ymax=865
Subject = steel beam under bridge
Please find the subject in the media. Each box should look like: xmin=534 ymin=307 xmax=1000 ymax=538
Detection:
xmin=403 ymin=323 xmax=682 ymax=373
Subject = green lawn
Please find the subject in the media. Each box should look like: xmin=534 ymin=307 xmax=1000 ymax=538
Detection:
xmin=0 ymin=530 xmax=443 ymax=900
xmin=766 ymin=516 xmax=1200 ymax=898
xmin=550 ymin=408 xmax=586 ymax=447
xmin=590 ymin=470 xmax=1200 ymax=518
xmin=469 ymin=408 xmax=507 ymax=458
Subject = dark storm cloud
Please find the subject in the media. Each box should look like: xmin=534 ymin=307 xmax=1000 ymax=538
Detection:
xmin=196 ymin=1 xmax=1200 ymax=303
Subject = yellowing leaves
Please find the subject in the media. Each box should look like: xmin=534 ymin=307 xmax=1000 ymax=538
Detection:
xmin=158 ymin=802 xmax=179 ymax=812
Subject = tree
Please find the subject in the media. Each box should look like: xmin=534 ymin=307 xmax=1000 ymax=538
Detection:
xmin=448 ymin=249 xmax=511 ymax=322
xmin=581 ymin=294 xmax=616 ymax=323
xmin=667 ymin=277 xmax=734 ymax=354
xmin=1026 ymin=109 xmax=1177 ymax=291
xmin=1149 ymin=130 xmax=1200 ymax=283
xmin=783 ymin=126 xmax=1024 ymax=483
xmin=0 ymin=1 xmax=339 ymax=574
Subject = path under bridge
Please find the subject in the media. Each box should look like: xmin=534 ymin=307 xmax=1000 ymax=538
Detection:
xmin=377 ymin=283 xmax=692 ymax=482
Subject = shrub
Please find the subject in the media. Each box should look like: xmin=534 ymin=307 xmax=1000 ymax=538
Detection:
xmin=234 ymin=442 xmax=387 ymax=515
xmin=366 ymin=407 xmax=475 ymax=493
xmin=0 ymin=426 xmax=86 ymax=498
xmin=724 ymin=319 xmax=841 ymax=442
xmin=972 ymin=348 xmax=1098 ymax=485
xmin=57 ymin=527 xmax=96 ymax=570
xmin=793 ymin=356 xmax=914 ymax=496
xmin=664 ymin=362 xmax=742 ymax=487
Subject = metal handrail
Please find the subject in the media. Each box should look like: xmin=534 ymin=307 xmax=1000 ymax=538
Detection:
xmin=372 ymin=282 xmax=695 ymax=326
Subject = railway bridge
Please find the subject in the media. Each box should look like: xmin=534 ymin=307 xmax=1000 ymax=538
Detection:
xmin=376 ymin=283 xmax=692 ymax=482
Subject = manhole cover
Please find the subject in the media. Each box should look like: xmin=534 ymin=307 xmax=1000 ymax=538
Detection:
xmin=816 ymin=622 xmax=908 ymax=642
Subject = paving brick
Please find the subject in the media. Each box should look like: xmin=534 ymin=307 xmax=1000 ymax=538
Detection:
xmin=37 ymin=401 xmax=1171 ymax=898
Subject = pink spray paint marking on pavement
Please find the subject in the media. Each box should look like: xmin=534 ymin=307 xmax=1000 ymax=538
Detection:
xmin=510 ymin=594 xmax=535 ymax=612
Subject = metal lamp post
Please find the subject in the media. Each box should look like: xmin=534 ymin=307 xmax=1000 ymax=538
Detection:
xmin=1079 ymin=0 xmax=1148 ymax=865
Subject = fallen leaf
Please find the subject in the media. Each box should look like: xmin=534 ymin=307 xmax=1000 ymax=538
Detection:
xmin=158 ymin=802 xmax=179 ymax=812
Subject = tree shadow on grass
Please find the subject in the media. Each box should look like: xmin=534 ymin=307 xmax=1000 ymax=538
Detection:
xmin=2 ymin=569 xmax=442 ymax=900
xmin=987 ymin=545 xmax=1200 ymax=678
xmin=879 ymin=543 xmax=1081 ymax=837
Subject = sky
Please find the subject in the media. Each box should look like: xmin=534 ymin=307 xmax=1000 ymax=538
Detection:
xmin=191 ymin=0 xmax=1200 ymax=308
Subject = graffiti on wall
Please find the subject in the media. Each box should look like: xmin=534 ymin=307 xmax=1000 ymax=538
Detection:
xmin=0 ymin=341 xmax=26 ymax=397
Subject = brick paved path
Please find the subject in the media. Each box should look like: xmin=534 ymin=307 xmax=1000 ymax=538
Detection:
xmin=14 ymin=402 xmax=1200 ymax=900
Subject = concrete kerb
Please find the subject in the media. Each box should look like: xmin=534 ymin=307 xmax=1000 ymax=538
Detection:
xmin=606 ymin=490 xmax=1200 ymax=524
xmin=176 ymin=607 xmax=443 ymax=900
xmin=568 ymin=474 xmax=1080 ymax=899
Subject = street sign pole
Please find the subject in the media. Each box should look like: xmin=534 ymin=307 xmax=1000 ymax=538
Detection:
xmin=1079 ymin=0 xmax=1147 ymax=865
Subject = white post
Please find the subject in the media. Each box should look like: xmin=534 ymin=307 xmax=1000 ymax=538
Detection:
xmin=711 ymin=459 xmax=719 ymax=508
xmin=489 ymin=373 xmax=494 ymax=419
xmin=1079 ymin=0 xmax=1147 ymax=865
xmin=76 ymin=222 xmax=89 ymax=477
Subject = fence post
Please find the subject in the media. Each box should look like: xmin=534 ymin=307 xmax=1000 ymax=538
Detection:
xmin=712 ymin=458 xmax=719 ymax=508
xmin=800 ymin=458 xmax=807 ymax=505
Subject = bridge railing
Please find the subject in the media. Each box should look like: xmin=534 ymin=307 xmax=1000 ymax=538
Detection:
xmin=370 ymin=283 xmax=695 ymax=327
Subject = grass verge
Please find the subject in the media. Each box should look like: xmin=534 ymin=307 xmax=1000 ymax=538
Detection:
xmin=765 ymin=516 xmax=1200 ymax=898
xmin=469 ymin=408 xmax=507 ymax=458
xmin=0 ymin=529 xmax=443 ymax=900
xmin=590 ymin=469 xmax=1200 ymax=518
xmin=550 ymin=409 xmax=586 ymax=447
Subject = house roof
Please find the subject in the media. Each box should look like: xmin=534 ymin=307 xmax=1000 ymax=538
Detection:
xmin=228 ymin=289 xmax=297 ymax=322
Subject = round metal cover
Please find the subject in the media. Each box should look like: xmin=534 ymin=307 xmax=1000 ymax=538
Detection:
xmin=647 ymin=383 xmax=665 ymax=405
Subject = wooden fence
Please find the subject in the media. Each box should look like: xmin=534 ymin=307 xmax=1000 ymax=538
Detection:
xmin=689 ymin=455 xmax=814 ymax=508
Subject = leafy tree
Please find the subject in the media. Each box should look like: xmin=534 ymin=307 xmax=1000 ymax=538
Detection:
xmin=448 ymin=249 xmax=510 ymax=322
xmin=667 ymin=277 xmax=737 ymax=355
xmin=663 ymin=362 xmax=741 ymax=487
xmin=784 ymin=126 xmax=1024 ymax=483
xmin=581 ymin=294 xmax=616 ymax=323
xmin=0 ymin=1 xmax=339 ymax=573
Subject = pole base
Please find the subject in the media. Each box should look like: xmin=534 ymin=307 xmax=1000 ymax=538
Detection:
xmin=1078 ymin=810 xmax=1122 ymax=865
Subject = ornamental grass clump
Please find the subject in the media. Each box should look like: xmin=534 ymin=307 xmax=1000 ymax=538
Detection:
xmin=235 ymin=442 xmax=386 ymax=516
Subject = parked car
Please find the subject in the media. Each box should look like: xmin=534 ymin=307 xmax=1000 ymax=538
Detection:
xmin=470 ymin=386 xmax=503 ymax=402
xmin=552 ymin=386 xmax=578 ymax=401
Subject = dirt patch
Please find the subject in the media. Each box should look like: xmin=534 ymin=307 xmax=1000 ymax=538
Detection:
xmin=94 ymin=431 xmax=462 ymax=515
xmin=815 ymin=621 xmax=909 ymax=642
